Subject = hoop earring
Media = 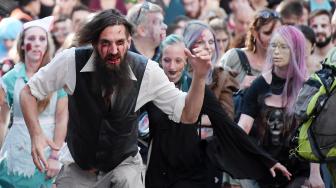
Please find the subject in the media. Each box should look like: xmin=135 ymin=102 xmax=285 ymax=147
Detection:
xmin=252 ymin=38 xmax=256 ymax=53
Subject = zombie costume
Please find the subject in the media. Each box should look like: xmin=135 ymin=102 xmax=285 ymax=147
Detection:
xmin=27 ymin=47 xmax=188 ymax=187
xmin=0 ymin=63 xmax=67 ymax=187
xmin=145 ymin=86 xmax=281 ymax=188
xmin=242 ymin=73 xmax=310 ymax=187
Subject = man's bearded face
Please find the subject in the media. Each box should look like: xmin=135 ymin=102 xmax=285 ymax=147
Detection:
xmin=310 ymin=14 xmax=332 ymax=48
xmin=94 ymin=25 xmax=132 ymax=90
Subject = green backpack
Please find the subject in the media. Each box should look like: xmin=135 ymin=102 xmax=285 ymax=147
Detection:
xmin=293 ymin=47 xmax=336 ymax=162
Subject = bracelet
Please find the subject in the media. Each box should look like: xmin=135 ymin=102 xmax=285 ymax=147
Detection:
xmin=49 ymin=153 xmax=59 ymax=161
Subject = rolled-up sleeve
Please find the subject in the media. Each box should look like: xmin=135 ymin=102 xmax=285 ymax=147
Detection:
xmin=135 ymin=60 xmax=187 ymax=122
xmin=28 ymin=48 xmax=76 ymax=100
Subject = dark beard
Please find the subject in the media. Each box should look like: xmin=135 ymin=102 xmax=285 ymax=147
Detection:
xmin=94 ymin=50 xmax=131 ymax=93
xmin=186 ymin=9 xmax=202 ymax=19
xmin=316 ymin=35 xmax=332 ymax=48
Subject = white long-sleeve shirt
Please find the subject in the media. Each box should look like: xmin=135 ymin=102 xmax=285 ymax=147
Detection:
xmin=27 ymin=47 xmax=187 ymax=122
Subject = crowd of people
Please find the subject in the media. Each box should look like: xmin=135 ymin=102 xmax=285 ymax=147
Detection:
xmin=0 ymin=0 xmax=335 ymax=187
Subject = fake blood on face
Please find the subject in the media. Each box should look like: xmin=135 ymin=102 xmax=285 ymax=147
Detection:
xmin=25 ymin=43 xmax=32 ymax=52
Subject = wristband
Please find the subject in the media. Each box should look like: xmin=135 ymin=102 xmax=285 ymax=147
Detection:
xmin=49 ymin=153 xmax=59 ymax=161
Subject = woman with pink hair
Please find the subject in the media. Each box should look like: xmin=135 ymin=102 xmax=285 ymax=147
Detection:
xmin=238 ymin=25 xmax=324 ymax=187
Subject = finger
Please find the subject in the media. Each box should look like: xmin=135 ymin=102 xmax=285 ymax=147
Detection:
xmin=37 ymin=147 xmax=48 ymax=170
xmin=193 ymin=49 xmax=210 ymax=58
xmin=282 ymin=168 xmax=292 ymax=180
xmin=270 ymin=168 xmax=276 ymax=177
xmin=46 ymin=169 xmax=52 ymax=179
xmin=32 ymin=150 xmax=43 ymax=172
xmin=184 ymin=48 xmax=195 ymax=58
xmin=48 ymin=139 xmax=60 ymax=151
xmin=191 ymin=47 xmax=203 ymax=54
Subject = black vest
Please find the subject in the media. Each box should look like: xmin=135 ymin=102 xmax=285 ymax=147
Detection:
xmin=67 ymin=47 xmax=147 ymax=172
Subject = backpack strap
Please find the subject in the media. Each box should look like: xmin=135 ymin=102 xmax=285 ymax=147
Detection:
xmin=236 ymin=49 xmax=252 ymax=76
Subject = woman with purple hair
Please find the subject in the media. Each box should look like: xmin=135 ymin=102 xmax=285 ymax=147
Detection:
xmin=145 ymin=21 xmax=293 ymax=188
xmin=238 ymin=25 xmax=323 ymax=187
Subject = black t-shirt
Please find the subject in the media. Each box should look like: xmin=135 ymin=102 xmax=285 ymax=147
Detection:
xmin=241 ymin=73 xmax=309 ymax=186
xmin=242 ymin=72 xmax=286 ymax=118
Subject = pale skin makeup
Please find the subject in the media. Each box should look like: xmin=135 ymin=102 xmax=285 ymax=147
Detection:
xmin=23 ymin=27 xmax=48 ymax=70
xmin=161 ymin=42 xmax=187 ymax=84
xmin=269 ymin=34 xmax=291 ymax=71
xmin=1 ymin=26 xmax=68 ymax=179
xmin=237 ymin=31 xmax=293 ymax=181
xmin=146 ymin=12 xmax=167 ymax=47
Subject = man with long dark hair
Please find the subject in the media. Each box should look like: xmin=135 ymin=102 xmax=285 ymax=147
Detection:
xmin=19 ymin=9 xmax=212 ymax=187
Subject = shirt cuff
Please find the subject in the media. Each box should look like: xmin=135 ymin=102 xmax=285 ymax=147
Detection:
xmin=27 ymin=82 xmax=47 ymax=101
xmin=169 ymin=92 xmax=187 ymax=123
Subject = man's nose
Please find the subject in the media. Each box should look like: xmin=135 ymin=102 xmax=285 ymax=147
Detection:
xmin=108 ymin=43 xmax=118 ymax=54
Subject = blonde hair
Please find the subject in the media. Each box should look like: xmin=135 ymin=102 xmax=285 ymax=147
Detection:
xmin=16 ymin=27 xmax=56 ymax=113
xmin=126 ymin=2 xmax=163 ymax=26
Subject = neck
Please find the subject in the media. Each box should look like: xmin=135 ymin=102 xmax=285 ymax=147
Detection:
xmin=273 ymin=66 xmax=288 ymax=79
xmin=251 ymin=0 xmax=268 ymax=11
xmin=315 ymin=43 xmax=333 ymax=57
xmin=248 ymin=47 xmax=267 ymax=69
xmin=133 ymin=38 xmax=157 ymax=59
xmin=25 ymin=60 xmax=41 ymax=78
xmin=163 ymin=0 xmax=171 ymax=7
xmin=255 ymin=46 xmax=267 ymax=60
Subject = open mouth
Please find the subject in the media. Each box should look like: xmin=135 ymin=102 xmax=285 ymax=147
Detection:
xmin=168 ymin=71 xmax=177 ymax=75
xmin=107 ymin=58 xmax=120 ymax=65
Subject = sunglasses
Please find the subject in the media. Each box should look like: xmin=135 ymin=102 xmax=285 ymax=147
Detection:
xmin=135 ymin=1 xmax=150 ymax=24
xmin=257 ymin=10 xmax=281 ymax=20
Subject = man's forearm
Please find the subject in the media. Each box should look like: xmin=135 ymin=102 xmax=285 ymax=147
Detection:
xmin=52 ymin=98 xmax=68 ymax=156
xmin=20 ymin=86 xmax=42 ymax=137
xmin=181 ymin=76 xmax=206 ymax=123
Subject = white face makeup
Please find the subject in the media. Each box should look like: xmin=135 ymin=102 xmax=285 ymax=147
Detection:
xmin=270 ymin=34 xmax=291 ymax=69
xmin=23 ymin=27 xmax=48 ymax=64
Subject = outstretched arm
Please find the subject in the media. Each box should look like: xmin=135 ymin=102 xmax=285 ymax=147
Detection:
xmin=180 ymin=48 xmax=211 ymax=123
xmin=203 ymin=87 xmax=291 ymax=180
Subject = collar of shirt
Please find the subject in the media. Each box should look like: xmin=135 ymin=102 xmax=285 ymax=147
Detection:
xmin=13 ymin=63 xmax=29 ymax=83
xmin=79 ymin=50 xmax=137 ymax=81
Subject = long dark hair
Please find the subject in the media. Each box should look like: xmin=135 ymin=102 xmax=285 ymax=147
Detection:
xmin=76 ymin=9 xmax=133 ymax=46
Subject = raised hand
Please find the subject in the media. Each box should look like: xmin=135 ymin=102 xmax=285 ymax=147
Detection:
xmin=184 ymin=47 xmax=212 ymax=80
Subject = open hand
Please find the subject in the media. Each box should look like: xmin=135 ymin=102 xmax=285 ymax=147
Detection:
xmin=184 ymin=47 xmax=212 ymax=80
xmin=31 ymin=133 xmax=60 ymax=172
xmin=270 ymin=162 xmax=292 ymax=180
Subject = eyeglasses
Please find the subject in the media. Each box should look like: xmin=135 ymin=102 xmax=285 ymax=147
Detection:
xmin=135 ymin=1 xmax=150 ymax=24
xmin=270 ymin=42 xmax=290 ymax=51
xmin=257 ymin=10 xmax=281 ymax=20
